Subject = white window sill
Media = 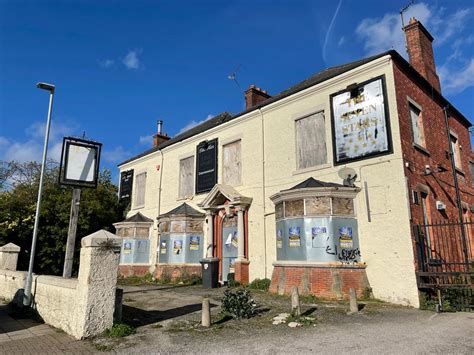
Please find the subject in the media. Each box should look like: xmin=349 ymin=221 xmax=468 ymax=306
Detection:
xmin=292 ymin=163 xmax=332 ymax=176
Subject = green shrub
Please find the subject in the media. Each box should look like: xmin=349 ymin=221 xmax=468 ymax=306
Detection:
xmin=227 ymin=279 xmax=241 ymax=288
xmin=104 ymin=323 xmax=136 ymax=338
xmin=248 ymin=278 xmax=271 ymax=291
xmin=221 ymin=289 xmax=257 ymax=319
xmin=362 ymin=287 xmax=373 ymax=300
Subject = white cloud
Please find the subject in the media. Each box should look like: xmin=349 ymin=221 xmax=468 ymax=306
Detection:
xmin=0 ymin=120 xmax=77 ymax=163
xmin=99 ymin=59 xmax=114 ymax=68
xmin=337 ymin=36 xmax=345 ymax=47
xmin=103 ymin=146 xmax=129 ymax=164
xmin=178 ymin=114 xmax=214 ymax=135
xmin=138 ymin=135 xmax=153 ymax=146
xmin=435 ymin=8 xmax=472 ymax=45
xmin=122 ymin=49 xmax=142 ymax=70
xmin=356 ymin=2 xmax=431 ymax=57
xmin=439 ymin=58 xmax=474 ymax=94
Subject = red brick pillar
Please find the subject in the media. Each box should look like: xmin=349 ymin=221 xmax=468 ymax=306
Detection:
xmin=235 ymin=260 xmax=250 ymax=285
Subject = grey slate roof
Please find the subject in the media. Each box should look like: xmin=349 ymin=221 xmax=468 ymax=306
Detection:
xmin=123 ymin=212 xmax=153 ymax=223
xmin=284 ymin=177 xmax=345 ymax=191
xmin=118 ymin=49 xmax=470 ymax=167
xmin=159 ymin=203 xmax=205 ymax=218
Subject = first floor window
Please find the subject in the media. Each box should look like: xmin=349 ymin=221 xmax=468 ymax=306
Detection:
xmin=134 ymin=172 xmax=147 ymax=208
xmin=179 ymin=156 xmax=194 ymax=198
xmin=450 ymin=133 xmax=462 ymax=170
xmin=295 ymin=111 xmax=327 ymax=169
xmin=223 ymin=140 xmax=242 ymax=186
xmin=409 ymin=102 xmax=425 ymax=147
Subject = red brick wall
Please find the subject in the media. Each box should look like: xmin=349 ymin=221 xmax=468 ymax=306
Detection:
xmin=270 ymin=265 xmax=369 ymax=299
xmin=153 ymin=264 xmax=201 ymax=282
xmin=393 ymin=62 xmax=474 ymax=224
xmin=118 ymin=265 xmax=150 ymax=277
xmin=235 ymin=261 xmax=250 ymax=285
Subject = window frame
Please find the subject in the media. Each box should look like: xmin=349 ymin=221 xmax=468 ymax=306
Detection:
xmin=133 ymin=171 xmax=147 ymax=209
xmin=178 ymin=155 xmax=195 ymax=199
xmin=407 ymin=97 xmax=427 ymax=151
xmin=294 ymin=110 xmax=328 ymax=171
xmin=449 ymin=131 xmax=463 ymax=172
xmin=222 ymin=139 xmax=242 ymax=186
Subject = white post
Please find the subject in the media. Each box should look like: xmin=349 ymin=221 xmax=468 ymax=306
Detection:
xmin=205 ymin=212 xmax=214 ymax=258
xmin=237 ymin=207 xmax=245 ymax=261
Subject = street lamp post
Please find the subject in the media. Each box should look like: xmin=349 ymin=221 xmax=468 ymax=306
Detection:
xmin=23 ymin=82 xmax=55 ymax=306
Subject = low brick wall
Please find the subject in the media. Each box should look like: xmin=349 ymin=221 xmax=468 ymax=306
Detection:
xmin=270 ymin=262 xmax=370 ymax=299
xmin=153 ymin=264 xmax=201 ymax=282
xmin=118 ymin=264 xmax=150 ymax=277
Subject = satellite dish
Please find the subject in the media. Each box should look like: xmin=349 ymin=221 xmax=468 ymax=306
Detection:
xmin=337 ymin=167 xmax=358 ymax=187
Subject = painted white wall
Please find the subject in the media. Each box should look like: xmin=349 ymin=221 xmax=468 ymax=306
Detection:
xmin=119 ymin=55 xmax=419 ymax=307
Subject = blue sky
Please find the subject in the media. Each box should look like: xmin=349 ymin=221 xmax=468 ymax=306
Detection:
xmin=1 ymin=0 xmax=473 ymax=183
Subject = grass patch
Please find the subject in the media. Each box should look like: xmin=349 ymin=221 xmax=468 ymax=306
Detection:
xmin=104 ymin=323 xmax=136 ymax=338
xmin=94 ymin=343 xmax=114 ymax=352
xmin=151 ymin=323 xmax=163 ymax=329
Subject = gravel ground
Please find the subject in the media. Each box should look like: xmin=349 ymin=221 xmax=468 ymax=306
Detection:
xmin=93 ymin=284 xmax=474 ymax=354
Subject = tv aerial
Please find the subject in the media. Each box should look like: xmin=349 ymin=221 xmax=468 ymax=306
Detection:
xmin=227 ymin=64 xmax=243 ymax=92
xmin=337 ymin=167 xmax=358 ymax=187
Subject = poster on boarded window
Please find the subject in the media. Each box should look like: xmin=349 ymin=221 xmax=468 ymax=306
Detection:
xmin=189 ymin=236 xmax=200 ymax=251
xmin=289 ymin=227 xmax=301 ymax=247
xmin=173 ymin=240 xmax=183 ymax=255
xmin=331 ymin=76 xmax=391 ymax=164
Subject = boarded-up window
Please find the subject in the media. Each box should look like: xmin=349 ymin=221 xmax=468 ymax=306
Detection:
xmin=179 ymin=156 xmax=194 ymax=198
xmin=410 ymin=103 xmax=425 ymax=147
xmin=296 ymin=112 xmax=327 ymax=169
xmin=332 ymin=198 xmax=354 ymax=216
xmin=134 ymin=172 xmax=146 ymax=208
xmin=223 ymin=140 xmax=242 ymax=186
xmin=450 ymin=134 xmax=462 ymax=169
xmin=285 ymin=199 xmax=304 ymax=217
xmin=305 ymin=197 xmax=331 ymax=215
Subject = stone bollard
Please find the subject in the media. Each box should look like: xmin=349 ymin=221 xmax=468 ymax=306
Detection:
xmin=0 ymin=243 xmax=20 ymax=271
xmin=202 ymin=298 xmax=211 ymax=327
xmin=349 ymin=288 xmax=358 ymax=313
xmin=291 ymin=286 xmax=301 ymax=316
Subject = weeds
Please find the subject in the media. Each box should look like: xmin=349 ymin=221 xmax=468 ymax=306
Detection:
xmin=221 ymin=288 xmax=257 ymax=319
xmin=104 ymin=323 xmax=136 ymax=338
xmin=248 ymin=278 xmax=271 ymax=291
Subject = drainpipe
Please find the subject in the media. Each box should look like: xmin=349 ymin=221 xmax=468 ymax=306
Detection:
xmin=259 ymin=108 xmax=268 ymax=279
xmin=443 ymin=106 xmax=469 ymax=265
xmin=155 ymin=150 xmax=164 ymax=267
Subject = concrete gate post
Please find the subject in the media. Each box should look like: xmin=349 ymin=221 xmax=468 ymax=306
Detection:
xmin=74 ymin=230 xmax=122 ymax=339
xmin=0 ymin=243 xmax=21 ymax=271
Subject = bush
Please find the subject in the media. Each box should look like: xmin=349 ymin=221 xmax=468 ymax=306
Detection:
xmin=248 ymin=278 xmax=271 ymax=291
xmin=104 ymin=323 xmax=136 ymax=338
xmin=221 ymin=289 xmax=257 ymax=319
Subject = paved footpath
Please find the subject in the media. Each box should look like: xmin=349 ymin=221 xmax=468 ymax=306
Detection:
xmin=0 ymin=302 xmax=96 ymax=354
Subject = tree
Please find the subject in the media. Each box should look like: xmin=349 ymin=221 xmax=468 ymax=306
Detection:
xmin=0 ymin=160 xmax=124 ymax=276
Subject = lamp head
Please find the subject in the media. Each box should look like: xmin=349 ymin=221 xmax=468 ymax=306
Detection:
xmin=36 ymin=82 xmax=55 ymax=93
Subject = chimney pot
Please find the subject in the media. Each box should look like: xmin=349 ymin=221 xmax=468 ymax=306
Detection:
xmin=244 ymin=84 xmax=271 ymax=110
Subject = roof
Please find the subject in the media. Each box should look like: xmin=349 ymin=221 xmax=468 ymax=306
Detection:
xmin=122 ymin=212 xmax=153 ymax=223
xmin=159 ymin=203 xmax=205 ymax=218
xmin=284 ymin=177 xmax=345 ymax=191
xmin=119 ymin=49 xmax=471 ymax=166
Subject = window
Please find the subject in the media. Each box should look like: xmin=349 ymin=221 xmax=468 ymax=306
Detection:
xmin=134 ymin=172 xmax=147 ymax=208
xmin=470 ymin=162 xmax=474 ymax=187
xmin=409 ymin=103 xmax=425 ymax=147
xmin=223 ymin=140 xmax=241 ymax=186
xmin=179 ymin=156 xmax=194 ymax=198
xmin=295 ymin=111 xmax=327 ymax=169
xmin=450 ymin=133 xmax=462 ymax=170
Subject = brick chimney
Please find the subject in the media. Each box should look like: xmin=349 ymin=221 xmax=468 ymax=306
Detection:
xmin=245 ymin=84 xmax=271 ymax=110
xmin=153 ymin=120 xmax=170 ymax=147
xmin=403 ymin=17 xmax=441 ymax=92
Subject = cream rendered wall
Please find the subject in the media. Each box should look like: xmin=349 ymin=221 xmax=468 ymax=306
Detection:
xmin=119 ymin=55 xmax=419 ymax=307
xmin=261 ymin=55 xmax=418 ymax=306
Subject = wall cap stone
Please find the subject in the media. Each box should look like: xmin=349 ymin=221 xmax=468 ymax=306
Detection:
xmin=0 ymin=243 xmax=21 ymax=253
xmin=35 ymin=275 xmax=78 ymax=289
xmin=81 ymin=229 xmax=122 ymax=249
xmin=273 ymin=261 xmax=367 ymax=269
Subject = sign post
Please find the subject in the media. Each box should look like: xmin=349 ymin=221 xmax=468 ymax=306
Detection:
xmin=58 ymin=137 xmax=102 ymax=278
